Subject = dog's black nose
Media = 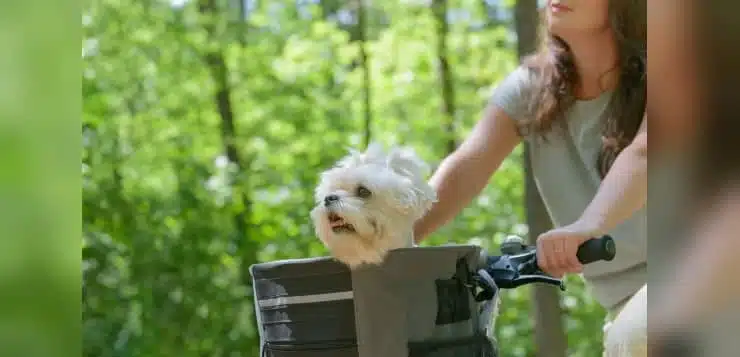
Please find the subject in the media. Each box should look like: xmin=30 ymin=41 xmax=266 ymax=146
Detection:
xmin=324 ymin=194 xmax=339 ymax=206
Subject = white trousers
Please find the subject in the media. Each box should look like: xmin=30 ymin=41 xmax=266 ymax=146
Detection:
xmin=602 ymin=284 xmax=647 ymax=357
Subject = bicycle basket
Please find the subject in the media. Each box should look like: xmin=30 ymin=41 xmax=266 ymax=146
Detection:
xmin=250 ymin=245 xmax=499 ymax=357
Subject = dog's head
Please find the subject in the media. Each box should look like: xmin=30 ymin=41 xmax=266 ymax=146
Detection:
xmin=310 ymin=143 xmax=437 ymax=267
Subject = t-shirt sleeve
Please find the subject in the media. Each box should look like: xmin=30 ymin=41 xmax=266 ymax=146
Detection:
xmin=488 ymin=66 xmax=536 ymax=125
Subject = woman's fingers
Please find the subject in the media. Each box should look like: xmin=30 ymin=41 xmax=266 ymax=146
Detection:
xmin=537 ymin=231 xmax=585 ymax=277
xmin=537 ymin=237 xmax=563 ymax=278
xmin=536 ymin=238 xmax=555 ymax=277
xmin=565 ymin=238 xmax=585 ymax=272
xmin=554 ymin=239 xmax=571 ymax=274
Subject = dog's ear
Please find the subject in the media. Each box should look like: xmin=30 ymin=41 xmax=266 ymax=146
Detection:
xmin=410 ymin=183 xmax=438 ymax=218
xmin=395 ymin=178 xmax=437 ymax=220
xmin=387 ymin=147 xmax=437 ymax=219
xmin=386 ymin=146 xmax=429 ymax=180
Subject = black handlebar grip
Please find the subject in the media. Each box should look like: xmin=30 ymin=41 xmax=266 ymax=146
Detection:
xmin=576 ymin=235 xmax=616 ymax=264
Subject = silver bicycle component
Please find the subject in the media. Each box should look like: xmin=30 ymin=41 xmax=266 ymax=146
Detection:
xmin=500 ymin=235 xmax=526 ymax=255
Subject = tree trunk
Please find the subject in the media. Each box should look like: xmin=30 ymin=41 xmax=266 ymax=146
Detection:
xmin=479 ymin=0 xmax=499 ymax=28
xmin=524 ymin=155 xmax=569 ymax=357
xmin=514 ymin=1 xmax=569 ymax=356
xmin=515 ymin=0 xmax=539 ymax=58
xmin=236 ymin=0 xmax=248 ymax=44
xmin=198 ymin=0 xmax=256 ymax=253
xmin=319 ymin=0 xmax=341 ymax=18
xmin=197 ymin=0 xmax=259 ymax=350
xmin=432 ymin=0 xmax=457 ymax=154
xmin=357 ymin=0 xmax=373 ymax=148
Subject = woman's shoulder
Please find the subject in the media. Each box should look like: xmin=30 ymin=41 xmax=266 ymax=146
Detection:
xmin=489 ymin=65 xmax=540 ymax=121
xmin=498 ymin=65 xmax=538 ymax=88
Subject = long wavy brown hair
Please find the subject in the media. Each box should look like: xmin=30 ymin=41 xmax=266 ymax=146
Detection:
xmin=521 ymin=0 xmax=646 ymax=178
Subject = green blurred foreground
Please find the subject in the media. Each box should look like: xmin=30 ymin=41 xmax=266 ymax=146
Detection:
xmin=82 ymin=0 xmax=605 ymax=356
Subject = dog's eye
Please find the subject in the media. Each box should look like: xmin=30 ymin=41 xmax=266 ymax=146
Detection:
xmin=357 ymin=185 xmax=372 ymax=198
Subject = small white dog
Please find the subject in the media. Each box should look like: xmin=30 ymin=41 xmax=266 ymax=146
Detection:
xmin=310 ymin=143 xmax=437 ymax=268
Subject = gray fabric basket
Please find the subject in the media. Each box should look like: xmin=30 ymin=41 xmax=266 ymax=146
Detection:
xmin=250 ymin=245 xmax=499 ymax=357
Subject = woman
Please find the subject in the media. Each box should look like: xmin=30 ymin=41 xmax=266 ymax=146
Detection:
xmin=413 ymin=1 xmax=647 ymax=356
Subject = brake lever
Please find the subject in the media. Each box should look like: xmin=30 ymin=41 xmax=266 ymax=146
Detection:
xmin=474 ymin=236 xmax=566 ymax=300
xmin=511 ymin=274 xmax=566 ymax=291
xmin=475 ymin=235 xmax=616 ymax=301
xmin=481 ymin=255 xmax=565 ymax=289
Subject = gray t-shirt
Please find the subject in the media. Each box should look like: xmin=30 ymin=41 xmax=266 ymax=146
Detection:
xmin=489 ymin=66 xmax=646 ymax=309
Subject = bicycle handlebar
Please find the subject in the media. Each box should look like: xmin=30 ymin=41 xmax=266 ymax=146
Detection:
xmin=576 ymin=235 xmax=616 ymax=263
xmin=471 ymin=235 xmax=616 ymax=301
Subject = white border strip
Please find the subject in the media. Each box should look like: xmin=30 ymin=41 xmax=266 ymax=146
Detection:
xmin=258 ymin=291 xmax=354 ymax=308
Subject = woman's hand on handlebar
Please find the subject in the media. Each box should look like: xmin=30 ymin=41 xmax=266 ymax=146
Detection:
xmin=536 ymin=221 xmax=601 ymax=278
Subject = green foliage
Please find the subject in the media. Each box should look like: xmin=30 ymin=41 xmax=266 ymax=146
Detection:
xmin=82 ymin=0 xmax=605 ymax=356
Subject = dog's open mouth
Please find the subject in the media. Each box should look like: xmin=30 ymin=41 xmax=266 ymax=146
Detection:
xmin=328 ymin=213 xmax=355 ymax=233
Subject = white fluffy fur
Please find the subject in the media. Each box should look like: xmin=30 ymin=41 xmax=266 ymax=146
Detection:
xmin=310 ymin=143 xmax=437 ymax=268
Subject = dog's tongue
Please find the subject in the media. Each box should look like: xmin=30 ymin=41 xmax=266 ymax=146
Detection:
xmin=328 ymin=213 xmax=344 ymax=227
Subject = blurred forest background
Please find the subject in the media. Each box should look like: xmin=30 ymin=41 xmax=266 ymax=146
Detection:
xmin=82 ymin=0 xmax=606 ymax=356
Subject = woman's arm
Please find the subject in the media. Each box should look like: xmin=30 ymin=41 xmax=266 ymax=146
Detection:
xmin=413 ymin=105 xmax=521 ymax=243
xmin=576 ymin=116 xmax=648 ymax=234
xmin=536 ymin=116 xmax=647 ymax=276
